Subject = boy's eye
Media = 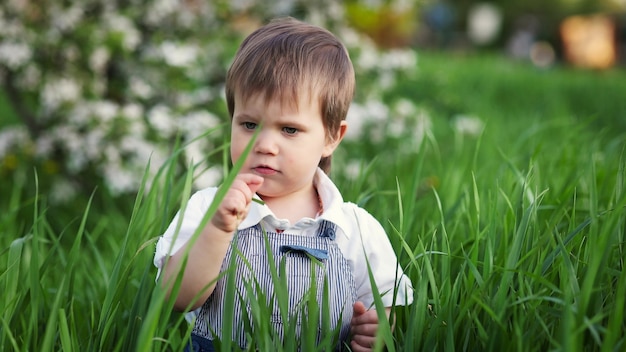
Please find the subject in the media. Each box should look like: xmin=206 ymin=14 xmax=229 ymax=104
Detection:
xmin=242 ymin=122 xmax=257 ymax=130
xmin=283 ymin=127 xmax=298 ymax=135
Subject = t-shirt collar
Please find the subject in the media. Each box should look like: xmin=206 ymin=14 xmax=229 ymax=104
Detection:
xmin=238 ymin=168 xmax=352 ymax=239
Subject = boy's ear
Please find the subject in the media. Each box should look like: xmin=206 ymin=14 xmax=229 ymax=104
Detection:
xmin=322 ymin=121 xmax=348 ymax=157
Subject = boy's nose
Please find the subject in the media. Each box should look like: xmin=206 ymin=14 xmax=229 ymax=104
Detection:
xmin=253 ymin=130 xmax=278 ymax=155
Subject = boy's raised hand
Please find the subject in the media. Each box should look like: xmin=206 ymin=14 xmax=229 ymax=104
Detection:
xmin=350 ymin=301 xmax=379 ymax=352
xmin=211 ymin=173 xmax=264 ymax=233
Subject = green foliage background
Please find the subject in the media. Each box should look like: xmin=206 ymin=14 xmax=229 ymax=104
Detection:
xmin=1 ymin=0 xmax=625 ymax=350
xmin=2 ymin=49 xmax=625 ymax=350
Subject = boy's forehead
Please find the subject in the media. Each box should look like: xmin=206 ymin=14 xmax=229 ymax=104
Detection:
xmin=234 ymin=86 xmax=321 ymax=111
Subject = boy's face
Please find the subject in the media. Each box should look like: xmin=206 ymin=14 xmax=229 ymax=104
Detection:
xmin=231 ymin=92 xmax=346 ymax=199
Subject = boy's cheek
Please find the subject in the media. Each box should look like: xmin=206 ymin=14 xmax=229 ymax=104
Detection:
xmin=230 ymin=145 xmax=242 ymax=164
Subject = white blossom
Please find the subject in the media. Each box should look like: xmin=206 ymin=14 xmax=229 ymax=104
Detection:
xmin=49 ymin=179 xmax=78 ymax=204
xmin=102 ymin=163 xmax=137 ymax=195
xmin=182 ymin=110 xmax=221 ymax=138
xmin=337 ymin=27 xmax=362 ymax=48
xmin=51 ymin=125 xmax=87 ymax=172
xmin=355 ymin=43 xmax=380 ymax=71
xmin=130 ymin=77 xmax=153 ymax=99
xmin=388 ymin=118 xmax=405 ymax=137
xmin=467 ymin=3 xmax=503 ymax=45
xmin=90 ymin=78 xmax=107 ymax=96
xmin=104 ymin=145 xmax=121 ymax=165
xmin=0 ymin=14 xmax=25 ymax=38
xmin=121 ymin=103 xmax=144 ymax=121
xmin=381 ymin=49 xmax=417 ymax=71
xmin=71 ymin=101 xmax=118 ymax=127
xmin=121 ymin=103 xmax=147 ymax=134
xmin=344 ymin=160 xmax=363 ymax=180
xmin=395 ymin=98 xmax=417 ymax=117
xmin=106 ymin=14 xmax=141 ymax=51
xmin=84 ymin=129 xmax=106 ymax=160
xmin=364 ymin=100 xmax=390 ymax=123
xmin=68 ymin=102 xmax=92 ymax=126
xmin=160 ymin=41 xmax=199 ymax=68
xmin=412 ymin=109 xmax=432 ymax=148
xmin=17 ymin=64 xmax=41 ymax=90
xmin=92 ymin=101 xmax=119 ymax=123
xmin=145 ymin=148 xmax=169 ymax=177
xmin=145 ymin=0 xmax=179 ymax=25
xmin=41 ymin=77 xmax=81 ymax=112
xmin=270 ymin=0 xmax=297 ymax=15
xmin=345 ymin=103 xmax=366 ymax=140
xmin=0 ymin=126 xmax=28 ymax=157
xmin=378 ymin=71 xmax=395 ymax=89
xmin=67 ymin=151 xmax=88 ymax=173
xmin=345 ymin=100 xmax=389 ymax=140
xmin=34 ymin=135 xmax=55 ymax=158
xmin=128 ymin=119 xmax=147 ymax=136
xmin=121 ymin=137 xmax=158 ymax=167
xmin=176 ymin=88 xmax=215 ymax=108
xmin=0 ymin=42 xmax=32 ymax=69
xmin=148 ymin=104 xmax=175 ymax=137
xmin=453 ymin=115 xmax=484 ymax=136
xmin=51 ymin=5 xmax=84 ymax=32
xmin=89 ymin=47 xmax=111 ymax=73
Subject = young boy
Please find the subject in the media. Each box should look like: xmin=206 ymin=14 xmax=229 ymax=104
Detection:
xmin=153 ymin=17 xmax=413 ymax=351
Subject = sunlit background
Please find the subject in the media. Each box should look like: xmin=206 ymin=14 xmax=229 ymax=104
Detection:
xmin=2 ymin=2 xmax=625 ymax=351
xmin=1 ymin=0 xmax=624 ymax=202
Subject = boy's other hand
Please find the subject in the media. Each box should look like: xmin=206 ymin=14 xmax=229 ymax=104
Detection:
xmin=350 ymin=301 xmax=379 ymax=352
xmin=211 ymin=173 xmax=263 ymax=233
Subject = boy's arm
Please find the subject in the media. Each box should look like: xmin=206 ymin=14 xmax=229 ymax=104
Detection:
xmin=160 ymin=222 xmax=236 ymax=311
xmin=160 ymin=173 xmax=263 ymax=311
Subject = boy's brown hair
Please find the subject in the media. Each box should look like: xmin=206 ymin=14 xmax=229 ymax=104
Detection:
xmin=225 ymin=17 xmax=355 ymax=173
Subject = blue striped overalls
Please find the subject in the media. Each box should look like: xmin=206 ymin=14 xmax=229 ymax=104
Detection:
xmin=189 ymin=220 xmax=357 ymax=350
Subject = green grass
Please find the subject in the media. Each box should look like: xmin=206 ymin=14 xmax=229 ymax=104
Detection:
xmin=1 ymin=52 xmax=625 ymax=351
xmin=0 ymin=93 xmax=18 ymax=128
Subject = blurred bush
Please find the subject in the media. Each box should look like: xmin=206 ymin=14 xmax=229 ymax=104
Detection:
xmin=0 ymin=0 xmax=419 ymax=204
xmin=345 ymin=0 xmax=418 ymax=48
xmin=416 ymin=0 xmax=625 ymax=66
xmin=457 ymin=0 xmax=624 ymax=44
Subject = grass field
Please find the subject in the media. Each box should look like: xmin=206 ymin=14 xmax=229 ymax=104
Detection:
xmin=1 ymin=51 xmax=625 ymax=351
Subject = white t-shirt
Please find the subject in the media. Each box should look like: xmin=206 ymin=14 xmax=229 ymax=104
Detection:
xmin=154 ymin=168 xmax=414 ymax=308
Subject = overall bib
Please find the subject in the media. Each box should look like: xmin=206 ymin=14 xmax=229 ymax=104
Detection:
xmin=188 ymin=220 xmax=357 ymax=351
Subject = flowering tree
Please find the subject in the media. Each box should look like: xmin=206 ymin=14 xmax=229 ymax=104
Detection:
xmin=0 ymin=0 xmax=421 ymax=202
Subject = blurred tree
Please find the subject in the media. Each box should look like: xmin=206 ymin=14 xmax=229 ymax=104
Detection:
xmin=0 ymin=0 xmax=418 ymax=202
xmin=344 ymin=0 xmax=418 ymax=48
xmin=471 ymin=0 xmax=625 ymax=47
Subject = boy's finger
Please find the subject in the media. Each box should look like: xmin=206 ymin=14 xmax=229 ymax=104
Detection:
xmin=351 ymin=336 xmax=375 ymax=352
xmin=353 ymin=301 xmax=367 ymax=316
xmin=352 ymin=309 xmax=379 ymax=328
xmin=236 ymin=173 xmax=264 ymax=193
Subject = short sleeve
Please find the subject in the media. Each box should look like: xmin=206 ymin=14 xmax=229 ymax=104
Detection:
xmin=349 ymin=205 xmax=414 ymax=308
xmin=153 ymin=187 xmax=218 ymax=275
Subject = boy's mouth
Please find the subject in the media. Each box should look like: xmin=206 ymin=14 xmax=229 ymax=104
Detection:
xmin=253 ymin=165 xmax=277 ymax=175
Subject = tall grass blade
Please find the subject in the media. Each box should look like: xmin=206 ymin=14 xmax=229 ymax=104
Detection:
xmin=58 ymin=308 xmax=73 ymax=352
xmin=355 ymin=210 xmax=396 ymax=352
xmin=40 ymin=277 xmax=65 ymax=352
xmin=3 ymin=236 xmax=25 ymax=323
